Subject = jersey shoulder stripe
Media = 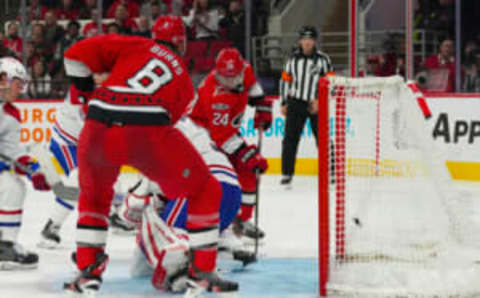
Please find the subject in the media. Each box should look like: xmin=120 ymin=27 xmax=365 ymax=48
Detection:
xmin=2 ymin=102 xmax=20 ymax=122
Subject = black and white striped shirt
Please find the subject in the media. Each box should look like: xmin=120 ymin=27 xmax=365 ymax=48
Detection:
xmin=279 ymin=49 xmax=332 ymax=105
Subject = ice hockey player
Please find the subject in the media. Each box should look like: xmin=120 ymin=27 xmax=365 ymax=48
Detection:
xmin=62 ymin=15 xmax=238 ymax=296
xmin=37 ymin=84 xmax=135 ymax=249
xmin=0 ymin=57 xmax=50 ymax=269
xmin=190 ymin=47 xmax=272 ymax=241
xmin=118 ymin=116 xmax=255 ymax=293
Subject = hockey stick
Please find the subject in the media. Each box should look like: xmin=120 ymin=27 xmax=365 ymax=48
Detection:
xmin=29 ymin=144 xmax=80 ymax=202
xmin=0 ymin=152 xmax=79 ymax=201
xmin=254 ymin=127 xmax=264 ymax=259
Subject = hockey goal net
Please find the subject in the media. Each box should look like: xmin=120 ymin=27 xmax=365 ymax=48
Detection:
xmin=318 ymin=76 xmax=480 ymax=297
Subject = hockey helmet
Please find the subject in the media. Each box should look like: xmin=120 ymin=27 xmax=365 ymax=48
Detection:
xmin=152 ymin=15 xmax=186 ymax=55
xmin=0 ymin=57 xmax=28 ymax=93
xmin=215 ymin=47 xmax=245 ymax=90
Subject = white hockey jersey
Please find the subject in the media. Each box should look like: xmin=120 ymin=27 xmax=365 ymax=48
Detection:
xmin=0 ymin=101 xmax=25 ymax=162
xmin=52 ymin=90 xmax=86 ymax=145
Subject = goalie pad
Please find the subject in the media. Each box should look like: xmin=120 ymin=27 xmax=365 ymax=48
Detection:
xmin=137 ymin=201 xmax=189 ymax=292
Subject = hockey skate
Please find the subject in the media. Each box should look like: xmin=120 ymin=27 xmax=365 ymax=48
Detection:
xmin=37 ymin=219 xmax=61 ymax=249
xmin=0 ymin=240 xmax=38 ymax=270
xmin=109 ymin=213 xmax=136 ymax=234
xmin=185 ymin=263 xmax=238 ymax=297
xmin=218 ymin=228 xmax=256 ymax=267
xmin=232 ymin=218 xmax=265 ymax=240
xmin=64 ymin=252 xmax=108 ymax=297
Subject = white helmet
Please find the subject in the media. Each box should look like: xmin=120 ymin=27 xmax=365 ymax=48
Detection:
xmin=0 ymin=57 xmax=28 ymax=86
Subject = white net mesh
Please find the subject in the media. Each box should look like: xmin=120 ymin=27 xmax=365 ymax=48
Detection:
xmin=323 ymin=76 xmax=480 ymax=297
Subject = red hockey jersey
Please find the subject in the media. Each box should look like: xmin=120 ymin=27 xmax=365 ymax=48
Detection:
xmin=64 ymin=34 xmax=194 ymax=124
xmin=190 ymin=63 xmax=264 ymax=154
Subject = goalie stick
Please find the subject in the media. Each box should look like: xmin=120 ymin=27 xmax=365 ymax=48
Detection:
xmin=0 ymin=151 xmax=79 ymax=202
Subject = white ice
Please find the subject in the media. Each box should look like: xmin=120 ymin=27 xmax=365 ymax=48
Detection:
xmin=0 ymin=175 xmax=319 ymax=298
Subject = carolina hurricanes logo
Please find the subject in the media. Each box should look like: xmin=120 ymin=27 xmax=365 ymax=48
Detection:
xmin=214 ymin=86 xmax=231 ymax=96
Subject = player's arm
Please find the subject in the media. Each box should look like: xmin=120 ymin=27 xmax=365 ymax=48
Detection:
xmin=63 ymin=35 xmax=123 ymax=94
xmin=1 ymin=106 xmax=25 ymax=162
xmin=220 ymin=132 xmax=268 ymax=174
xmin=212 ymin=118 xmax=267 ymax=173
xmin=188 ymin=81 xmax=211 ymax=128
xmin=244 ymin=66 xmax=272 ymax=130
xmin=0 ymin=108 xmax=49 ymax=191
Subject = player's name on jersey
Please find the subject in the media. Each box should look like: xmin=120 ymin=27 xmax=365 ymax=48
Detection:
xmin=150 ymin=45 xmax=183 ymax=75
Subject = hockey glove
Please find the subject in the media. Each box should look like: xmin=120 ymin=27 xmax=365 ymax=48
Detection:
xmin=15 ymin=156 xmax=51 ymax=191
xmin=253 ymin=98 xmax=273 ymax=130
xmin=120 ymin=193 xmax=149 ymax=226
xmin=231 ymin=144 xmax=268 ymax=173
xmin=31 ymin=172 xmax=50 ymax=191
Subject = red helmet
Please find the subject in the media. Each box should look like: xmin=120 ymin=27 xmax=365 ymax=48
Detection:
xmin=152 ymin=15 xmax=186 ymax=53
xmin=215 ymin=48 xmax=245 ymax=89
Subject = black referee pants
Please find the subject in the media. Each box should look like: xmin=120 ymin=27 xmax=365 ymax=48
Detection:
xmin=281 ymin=98 xmax=318 ymax=177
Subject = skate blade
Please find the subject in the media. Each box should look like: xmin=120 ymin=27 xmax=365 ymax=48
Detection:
xmin=184 ymin=280 xmax=239 ymax=298
xmin=216 ymin=293 xmax=238 ymax=298
xmin=111 ymin=227 xmax=137 ymax=236
xmin=65 ymin=288 xmax=97 ymax=298
xmin=184 ymin=287 xmax=238 ymax=298
xmin=37 ymin=239 xmax=60 ymax=249
xmin=0 ymin=261 xmax=38 ymax=270
xmin=184 ymin=284 xmax=204 ymax=298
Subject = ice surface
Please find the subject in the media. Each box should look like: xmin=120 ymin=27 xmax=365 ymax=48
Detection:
xmin=0 ymin=175 xmax=319 ymax=298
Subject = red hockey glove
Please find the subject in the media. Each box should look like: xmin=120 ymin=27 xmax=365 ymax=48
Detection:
xmin=15 ymin=155 xmax=35 ymax=175
xmin=232 ymin=144 xmax=268 ymax=173
xmin=31 ymin=172 xmax=51 ymax=191
xmin=253 ymin=98 xmax=273 ymax=130
xmin=15 ymin=156 xmax=51 ymax=191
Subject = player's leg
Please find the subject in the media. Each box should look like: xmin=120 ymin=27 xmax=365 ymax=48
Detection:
xmin=0 ymin=170 xmax=38 ymax=269
xmin=164 ymin=116 xmax=241 ymax=233
xmin=231 ymin=168 xmax=266 ymax=241
xmin=281 ymin=99 xmax=309 ymax=185
xmin=64 ymin=120 xmax=122 ymax=295
xmin=131 ymin=125 xmax=238 ymax=293
xmin=38 ymin=135 xmax=77 ymax=248
xmin=160 ymin=181 xmax=241 ymax=232
xmin=156 ymin=125 xmax=250 ymax=266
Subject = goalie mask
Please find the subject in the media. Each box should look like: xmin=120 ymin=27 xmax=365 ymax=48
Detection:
xmin=215 ymin=48 xmax=245 ymax=91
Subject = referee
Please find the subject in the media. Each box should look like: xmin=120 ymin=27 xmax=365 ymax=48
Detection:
xmin=279 ymin=25 xmax=332 ymax=186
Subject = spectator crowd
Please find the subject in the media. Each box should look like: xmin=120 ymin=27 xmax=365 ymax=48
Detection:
xmin=1 ymin=0 xmax=479 ymax=97
xmin=0 ymin=0 xmax=268 ymax=98
xmin=362 ymin=0 xmax=480 ymax=93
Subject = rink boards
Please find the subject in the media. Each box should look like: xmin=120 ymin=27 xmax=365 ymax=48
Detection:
xmin=14 ymin=93 xmax=480 ymax=180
